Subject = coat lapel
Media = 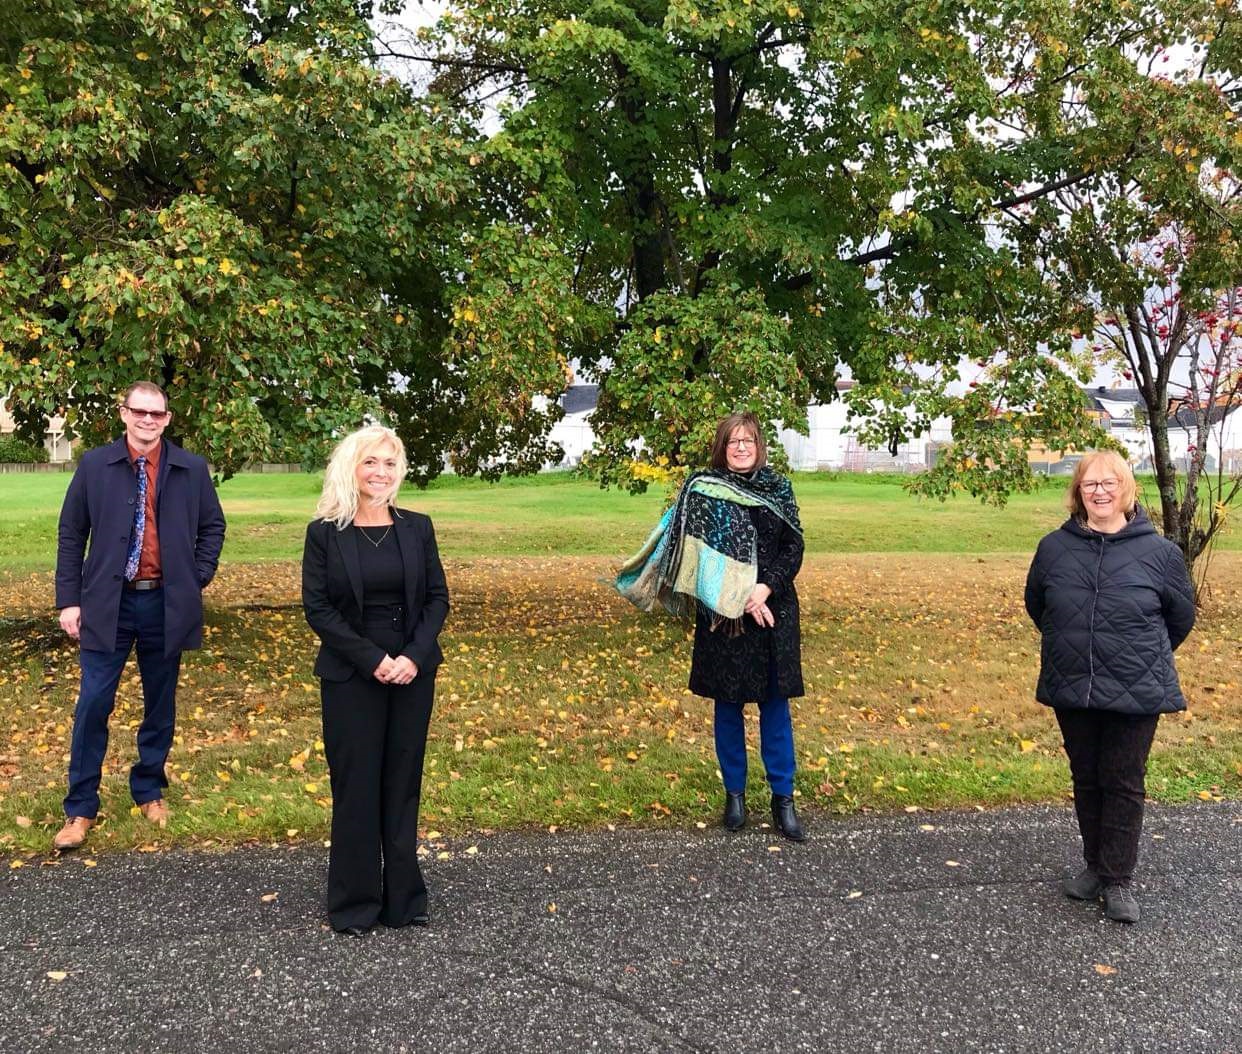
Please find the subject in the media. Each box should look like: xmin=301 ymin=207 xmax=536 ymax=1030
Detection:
xmin=335 ymin=524 xmax=365 ymax=614
xmin=393 ymin=513 xmax=421 ymax=626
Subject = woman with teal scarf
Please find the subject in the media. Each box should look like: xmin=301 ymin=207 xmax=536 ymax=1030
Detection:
xmin=616 ymin=412 xmax=806 ymax=840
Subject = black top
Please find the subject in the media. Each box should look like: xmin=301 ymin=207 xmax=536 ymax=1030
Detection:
xmin=1023 ymin=506 xmax=1196 ymax=715
xmin=689 ymin=500 xmax=805 ymax=702
xmin=354 ymin=525 xmax=405 ymax=607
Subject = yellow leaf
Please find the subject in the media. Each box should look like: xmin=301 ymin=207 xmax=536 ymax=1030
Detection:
xmin=135 ymin=51 xmax=150 ymax=61
xmin=1197 ymin=790 xmax=1213 ymax=801
xmin=260 ymin=892 xmax=279 ymax=903
xmin=47 ymin=971 xmax=68 ymax=982
xmin=302 ymin=782 xmax=318 ymax=793
xmin=219 ymin=258 xmax=235 ymax=275
xmin=15 ymin=815 xmax=31 ymax=828
xmin=1019 ymin=739 xmax=1036 ymax=753
xmin=1094 ymin=964 xmax=1117 ymax=976
xmin=10 ymin=860 xmax=24 ymax=869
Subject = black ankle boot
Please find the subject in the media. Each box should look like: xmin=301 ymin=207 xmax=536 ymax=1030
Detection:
xmin=770 ymin=795 xmax=805 ymax=842
xmin=723 ymin=791 xmax=746 ymax=831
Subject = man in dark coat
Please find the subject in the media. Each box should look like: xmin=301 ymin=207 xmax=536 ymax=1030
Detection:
xmin=52 ymin=381 xmax=226 ymax=850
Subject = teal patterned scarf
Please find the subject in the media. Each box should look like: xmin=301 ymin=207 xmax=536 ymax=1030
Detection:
xmin=615 ymin=467 xmax=801 ymax=622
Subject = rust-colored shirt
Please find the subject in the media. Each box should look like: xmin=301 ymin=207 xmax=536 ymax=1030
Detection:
xmin=126 ymin=440 xmax=162 ymax=580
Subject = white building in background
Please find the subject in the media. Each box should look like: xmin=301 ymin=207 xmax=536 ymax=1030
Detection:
xmin=778 ymin=381 xmax=955 ymax=471
xmin=0 ymin=396 xmax=73 ymax=461
xmin=546 ymin=380 xmax=955 ymax=472
xmin=1086 ymin=385 xmax=1242 ymax=474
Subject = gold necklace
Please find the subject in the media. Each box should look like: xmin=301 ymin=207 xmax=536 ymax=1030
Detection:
xmin=357 ymin=524 xmax=392 ymax=547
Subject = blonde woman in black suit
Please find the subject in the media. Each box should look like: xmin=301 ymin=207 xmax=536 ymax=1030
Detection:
xmin=302 ymin=425 xmax=449 ymax=936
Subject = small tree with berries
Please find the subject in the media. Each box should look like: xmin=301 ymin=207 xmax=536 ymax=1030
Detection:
xmin=1088 ymin=227 xmax=1241 ymax=598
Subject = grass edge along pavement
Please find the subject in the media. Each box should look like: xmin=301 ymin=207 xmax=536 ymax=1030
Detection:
xmin=2 ymin=548 xmax=1239 ymax=858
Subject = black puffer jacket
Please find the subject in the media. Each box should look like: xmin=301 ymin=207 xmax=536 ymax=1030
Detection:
xmin=1023 ymin=506 xmax=1196 ymax=715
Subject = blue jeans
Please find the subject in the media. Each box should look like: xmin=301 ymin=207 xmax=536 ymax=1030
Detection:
xmin=64 ymin=589 xmax=181 ymax=818
xmin=713 ymin=661 xmax=796 ymax=797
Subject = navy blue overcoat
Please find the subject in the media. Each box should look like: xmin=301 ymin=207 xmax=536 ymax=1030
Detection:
xmin=55 ymin=436 xmax=227 ymax=656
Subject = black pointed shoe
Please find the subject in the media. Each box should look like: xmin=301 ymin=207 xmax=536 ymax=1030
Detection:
xmin=1062 ymin=867 xmax=1104 ymax=901
xmin=770 ymin=795 xmax=806 ymax=843
xmin=723 ymin=791 xmax=746 ymax=831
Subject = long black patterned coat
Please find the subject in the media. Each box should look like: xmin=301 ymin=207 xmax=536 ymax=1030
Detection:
xmin=688 ymin=500 xmax=805 ymax=702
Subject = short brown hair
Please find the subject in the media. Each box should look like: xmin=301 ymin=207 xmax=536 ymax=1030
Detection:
xmin=1066 ymin=450 xmax=1138 ymax=520
xmin=121 ymin=381 xmax=169 ymax=411
xmin=710 ymin=412 xmax=767 ymax=470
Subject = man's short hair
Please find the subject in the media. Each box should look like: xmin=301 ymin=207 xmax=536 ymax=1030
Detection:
xmin=121 ymin=381 xmax=170 ymax=411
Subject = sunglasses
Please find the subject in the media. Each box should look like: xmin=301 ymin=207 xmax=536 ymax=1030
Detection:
xmin=122 ymin=406 xmax=171 ymax=422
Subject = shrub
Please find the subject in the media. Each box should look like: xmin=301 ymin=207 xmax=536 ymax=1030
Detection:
xmin=0 ymin=435 xmax=49 ymax=463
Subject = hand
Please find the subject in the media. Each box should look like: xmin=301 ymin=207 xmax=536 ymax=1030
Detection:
xmin=744 ymin=584 xmax=773 ymax=624
xmin=373 ymin=655 xmax=400 ymax=682
xmin=386 ymin=656 xmax=418 ymax=685
xmin=59 ymin=606 xmax=82 ymax=640
xmin=745 ymin=583 xmax=772 ymax=612
xmin=748 ymin=602 xmax=775 ymax=628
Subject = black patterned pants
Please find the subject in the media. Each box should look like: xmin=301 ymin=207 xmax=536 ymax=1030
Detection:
xmin=1055 ymin=709 xmax=1160 ymax=886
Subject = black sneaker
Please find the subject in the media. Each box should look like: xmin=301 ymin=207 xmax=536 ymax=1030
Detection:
xmin=1103 ymin=884 xmax=1140 ymax=923
xmin=1062 ymin=867 xmax=1103 ymax=901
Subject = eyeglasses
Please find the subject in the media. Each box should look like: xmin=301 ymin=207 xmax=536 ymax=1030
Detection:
xmin=726 ymin=438 xmax=756 ymax=449
xmin=1080 ymin=478 xmax=1119 ymax=493
xmin=122 ymin=406 xmax=171 ymax=421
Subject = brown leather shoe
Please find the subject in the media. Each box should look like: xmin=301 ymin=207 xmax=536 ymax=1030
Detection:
xmin=137 ymin=799 xmax=170 ymax=827
xmin=53 ymin=816 xmax=94 ymax=851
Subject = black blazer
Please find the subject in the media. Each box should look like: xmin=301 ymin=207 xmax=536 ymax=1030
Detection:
xmin=302 ymin=509 xmax=449 ymax=683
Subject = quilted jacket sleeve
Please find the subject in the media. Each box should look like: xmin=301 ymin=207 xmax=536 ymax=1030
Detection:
xmin=1023 ymin=542 xmax=1047 ymax=628
xmin=1160 ymin=545 xmax=1196 ymax=651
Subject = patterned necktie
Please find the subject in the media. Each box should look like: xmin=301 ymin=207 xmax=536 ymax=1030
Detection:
xmin=124 ymin=455 xmax=147 ymax=582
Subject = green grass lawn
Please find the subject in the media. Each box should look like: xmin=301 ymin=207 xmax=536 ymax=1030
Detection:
xmin=4 ymin=469 xmax=1230 ymax=575
xmin=1 ymin=470 xmax=1238 ymax=855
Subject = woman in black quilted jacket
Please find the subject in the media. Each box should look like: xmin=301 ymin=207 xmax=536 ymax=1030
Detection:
xmin=1024 ymin=451 xmax=1196 ymax=923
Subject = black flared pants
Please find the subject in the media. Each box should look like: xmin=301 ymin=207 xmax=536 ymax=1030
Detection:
xmin=321 ymin=620 xmax=435 ymax=931
xmin=1055 ymin=708 xmax=1159 ymax=886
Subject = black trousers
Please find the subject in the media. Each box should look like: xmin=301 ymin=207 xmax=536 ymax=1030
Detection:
xmin=321 ymin=617 xmax=435 ymax=931
xmin=1055 ymin=708 xmax=1160 ymax=886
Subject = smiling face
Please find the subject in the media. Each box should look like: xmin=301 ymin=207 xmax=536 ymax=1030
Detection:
xmin=1079 ymin=473 xmax=1123 ymax=528
xmin=355 ymin=443 xmax=400 ymax=507
xmin=1071 ymin=451 xmax=1136 ymax=533
xmin=120 ymin=388 xmax=171 ymax=452
xmin=725 ymin=425 xmax=759 ymax=473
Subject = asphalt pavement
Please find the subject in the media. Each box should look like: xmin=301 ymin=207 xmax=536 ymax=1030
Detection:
xmin=3 ymin=802 xmax=1239 ymax=1054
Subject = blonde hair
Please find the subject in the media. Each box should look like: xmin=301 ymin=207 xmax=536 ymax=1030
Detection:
xmin=1066 ymin=450 xmax=1138 ymax=521
xmin=315 ymin=425 xmax=408 ymax=528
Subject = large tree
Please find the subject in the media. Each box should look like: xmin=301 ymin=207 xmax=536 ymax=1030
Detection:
xmin=1 ymin=0 xmax=468 ymax=476
xmin=385 ymin=0 xmax=1238 ymax=493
